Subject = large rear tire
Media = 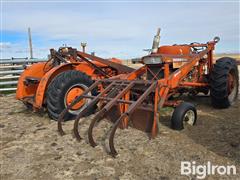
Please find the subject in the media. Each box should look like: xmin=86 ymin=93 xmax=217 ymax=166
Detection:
xmin=46 ymin=70 xmax=97 ymax=120
xmin=210 ymin=57 xmax=239 ymax=108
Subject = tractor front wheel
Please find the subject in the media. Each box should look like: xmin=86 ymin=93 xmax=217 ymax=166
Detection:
xmin=210 ymin=57 xmax=239 ymax=108
xmin=171 ymin=102 xmax=197 ymax=130
xmin=46 ymin=70 xmax=97 ymax=120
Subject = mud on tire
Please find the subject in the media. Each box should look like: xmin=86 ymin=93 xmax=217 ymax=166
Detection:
xmin=46 ymin=70 xmax=97 ymax=120
xmin=210 ymin=57 xmax=239 ymax=108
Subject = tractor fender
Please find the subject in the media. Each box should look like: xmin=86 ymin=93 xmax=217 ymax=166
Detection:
xmin=16 ymin=62 xmax=47 ymax=100
xmin=35 ymin=62 xmax=95 ymax=108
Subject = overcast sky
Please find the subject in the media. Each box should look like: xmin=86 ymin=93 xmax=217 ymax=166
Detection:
xmin=1 ymin=1 xmax=239 ymax=59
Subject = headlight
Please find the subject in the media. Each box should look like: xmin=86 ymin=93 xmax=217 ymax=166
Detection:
xmin=142 ymin=56 xmax=162 ymax=64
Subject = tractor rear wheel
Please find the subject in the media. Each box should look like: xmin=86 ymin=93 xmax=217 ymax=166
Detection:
xmin=171 ymin=102 xmax=197 ymax=130
xmin=46 ymin=70 xmax=97 ymax=120
xmin=210 ymin=57 xmax=239 ymax=108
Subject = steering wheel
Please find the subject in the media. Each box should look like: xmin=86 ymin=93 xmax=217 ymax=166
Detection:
xmin=190 ymin=42 xmax=204 ymax=53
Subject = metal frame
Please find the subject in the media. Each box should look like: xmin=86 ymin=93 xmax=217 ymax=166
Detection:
xmin=57 ymin=38 xmax=221 ymax=157
xmin=15 ymin=48 xmax=134 ymax=111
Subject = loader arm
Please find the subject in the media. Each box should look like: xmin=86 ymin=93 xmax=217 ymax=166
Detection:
xmin=77 ymin=51 xmax=135 ymax=73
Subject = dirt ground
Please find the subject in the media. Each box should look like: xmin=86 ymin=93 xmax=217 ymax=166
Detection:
xmin=1 ymin=65 xmax=240 ymax=179
xmin=0 ymin=91 xmax=239 ymax=180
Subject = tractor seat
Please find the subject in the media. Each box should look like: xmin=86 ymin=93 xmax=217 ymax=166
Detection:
xmin=24 ymin=76 xmax=41 ymax=86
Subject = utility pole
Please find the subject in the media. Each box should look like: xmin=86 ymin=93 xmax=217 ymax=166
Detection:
xmin=28 ymin=27 xmax=33 ymax=59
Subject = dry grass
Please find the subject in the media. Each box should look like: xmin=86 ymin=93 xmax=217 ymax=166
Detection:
xmin=214 ymin=54 xmax=240 ymax=60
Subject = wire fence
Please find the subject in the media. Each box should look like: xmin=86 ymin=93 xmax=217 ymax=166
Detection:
xmin=0 ymin=58 xmax=47 ymax=93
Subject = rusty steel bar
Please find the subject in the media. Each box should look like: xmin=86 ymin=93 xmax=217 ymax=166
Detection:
xmin=180 ymin=82 xmax=209 ymax=87
xmin=81 ymin=95 xmax=134 ymax=104
xmin=109 ymin=114 xmax=128 ymax=157
xmin=77 ymin=54 xmax=110 ymax=77
xmin=101 ymin=79 xmax=153 ymax=85
xmin=73 ymin=81 xmax=116 ymax=141
xmin=108 ymin=81 xmax=157 ymax=157
xmin=57 ymin=80 xmax=101 ymax=135
xmin=104 ymin=81 xmax=135 ymax=111
xmin=125 ymin=82 xmax=157 ymax=115
xmin=77 ymin=51 xmax=134 ymax=73
xmin=88 ymin=81 xmax=135 ymax=147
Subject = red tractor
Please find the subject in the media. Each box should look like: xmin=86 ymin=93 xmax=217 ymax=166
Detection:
xmin=57 ymin=29 xmax=239 ymax=156
xmin=16 ymin=47 xmax=134 ymax=120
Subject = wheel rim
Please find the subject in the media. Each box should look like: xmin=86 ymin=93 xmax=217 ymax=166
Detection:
xmin=227 ymin=71 xmax=237 ymax=104
xmin=64 ymin=84 xmax=91 ymax=115
xmin=183 ymin=110 xmax=195 ymax=126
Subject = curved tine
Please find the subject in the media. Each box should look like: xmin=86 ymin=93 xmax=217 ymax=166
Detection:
xmin=57 ymin=108 xmax=68 ymax=136
xmin=57 ymin=96 xmax=81 ymax=136
xmin=73 ymin=82 xmax=116 ymax=142
xmin=73 ymin=112 xmax=85 ymax=141
xmin=88 ymin=110 xmax=106 ymax=147
xmin=73 ymin=104 xmax=97 ymax=141
xmin=109 ymin=114 xmax=127 ymax=157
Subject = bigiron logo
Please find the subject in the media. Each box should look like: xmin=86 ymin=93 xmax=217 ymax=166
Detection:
xmin=181 ymin=161 xmax=237 ymax=179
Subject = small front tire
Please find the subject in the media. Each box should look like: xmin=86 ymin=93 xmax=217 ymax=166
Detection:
xmin=171 ymin=102 xmax=197 ymax=130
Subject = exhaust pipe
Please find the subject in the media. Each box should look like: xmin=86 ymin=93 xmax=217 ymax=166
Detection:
xmin=81 ymin=42 xmax=87 ymax=53
xmin=151 ymin=28 xmax=161 ymax=53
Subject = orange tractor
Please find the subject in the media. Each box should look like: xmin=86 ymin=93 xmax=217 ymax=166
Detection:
xmin=58 ymin=29 xmax=239 ymax=157
xmin=16 ymin=47 xmax=134 ymax=120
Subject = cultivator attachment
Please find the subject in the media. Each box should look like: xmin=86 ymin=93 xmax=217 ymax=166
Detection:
xmin=56 ymin=31 xmax=227 ymax=157
xmin=58 ymin=78 xmax=164 ymax=156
